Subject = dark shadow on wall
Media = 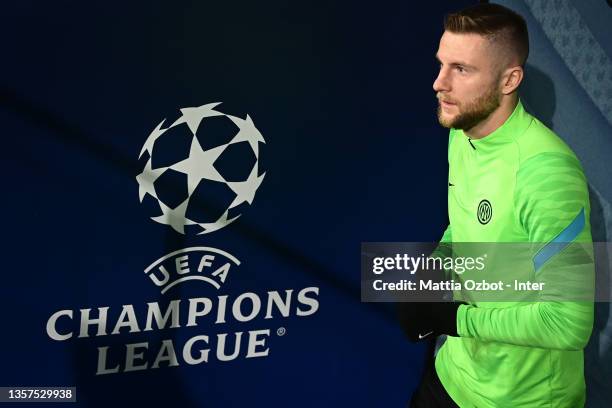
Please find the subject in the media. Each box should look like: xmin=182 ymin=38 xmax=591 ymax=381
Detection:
xmin=520 ymin=64 xmax=556 ymax=129
xmin=585 ymin=187 xmax=612 ymax=408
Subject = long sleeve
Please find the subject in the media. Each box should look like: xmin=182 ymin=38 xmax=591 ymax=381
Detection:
xmin=457 ymin=152 xmax=595 ymax=350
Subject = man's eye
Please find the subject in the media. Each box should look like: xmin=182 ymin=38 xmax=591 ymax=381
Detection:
xmin=456 ymin=66 xmax=466 ymax=73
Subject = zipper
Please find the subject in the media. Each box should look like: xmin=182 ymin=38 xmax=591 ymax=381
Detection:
xmin=468 ymin=138 xmax=476 ymax=150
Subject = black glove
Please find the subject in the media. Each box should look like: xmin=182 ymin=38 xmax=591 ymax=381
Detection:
xmin=397 ymin=301 xmax=467 ymax=342
xmin=395 ymin=261 xmax=469 ymax=342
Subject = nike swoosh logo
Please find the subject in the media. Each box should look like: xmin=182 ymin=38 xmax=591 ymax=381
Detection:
xmin=448 ymin=182 xmax=455 ymax=187
xmin=418 ymin=331 xmax=434 ymax=340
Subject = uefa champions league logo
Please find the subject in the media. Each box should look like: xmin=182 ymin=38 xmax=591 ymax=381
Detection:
xmin=136 ymin=102 xmax=266 ymax=235
xmin=46 ymin=103 xmax=320 ymax=375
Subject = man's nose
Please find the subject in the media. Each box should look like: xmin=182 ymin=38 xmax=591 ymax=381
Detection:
xmin=433 ymin=69 xmax=450 ymax=93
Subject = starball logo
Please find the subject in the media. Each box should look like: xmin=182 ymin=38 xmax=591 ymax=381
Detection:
xmin=136 ymin=102 xmax=265 ymax=235
xmin=45 ymin=103 xmax=320 ymax=375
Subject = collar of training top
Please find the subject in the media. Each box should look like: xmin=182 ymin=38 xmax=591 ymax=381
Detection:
xmin=453 ymin=99 xmax=533 ymax=153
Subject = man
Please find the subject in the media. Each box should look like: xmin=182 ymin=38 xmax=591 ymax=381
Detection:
xmin=404 ymin=3 xmax=594 ymax=407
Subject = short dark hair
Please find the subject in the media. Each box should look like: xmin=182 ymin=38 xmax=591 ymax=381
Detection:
xmin=444 ymin=3 xmax=529 ymax=66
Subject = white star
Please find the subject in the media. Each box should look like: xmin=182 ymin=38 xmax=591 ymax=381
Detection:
xmin=135 ymin=159 xmax=167 ymax=202
xmin=151 ymin=198 xmax=191 ymax=234
xmin=171 ymin=102 xmax=224 ymax=135
xmin=197 ymin=210 xmax=241 ymax=235
xmin=170 ymin=137 xmax=227 ymax=195
xmin=227 ymin=165 xmax=266 ymax=209
xmin=227 ymin=114 xmax=266 ymax=158
xmin=139 ymin=119 xmax=167 ymax=159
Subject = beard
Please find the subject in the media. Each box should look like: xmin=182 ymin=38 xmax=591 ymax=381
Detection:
xmin=437 ymin=84 xmax=501 ymax=131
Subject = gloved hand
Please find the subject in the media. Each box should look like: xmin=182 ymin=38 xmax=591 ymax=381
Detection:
xmin=397 ymin=301 xmax=467 ymax=342
xmin=395 ymin=260 xmax=470 ymax=342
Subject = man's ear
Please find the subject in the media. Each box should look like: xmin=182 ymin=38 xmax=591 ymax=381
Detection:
xmin=501 ymin=66 xmax=524 ymax=95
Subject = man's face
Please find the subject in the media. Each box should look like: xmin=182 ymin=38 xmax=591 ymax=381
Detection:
xmin=433 ymin=31 xmax=503 ymax=130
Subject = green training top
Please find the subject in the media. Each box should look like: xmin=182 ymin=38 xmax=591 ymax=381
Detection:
xmin=434 ymin=100 xmax=595 ymax=407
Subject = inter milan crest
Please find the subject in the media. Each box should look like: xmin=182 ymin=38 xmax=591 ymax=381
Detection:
xmin=477 ymin=199 xmax=492 ymax=225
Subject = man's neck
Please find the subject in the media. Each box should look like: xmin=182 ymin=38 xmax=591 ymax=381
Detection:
xmin=464 ymin=96 xmax=518 ymax=140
